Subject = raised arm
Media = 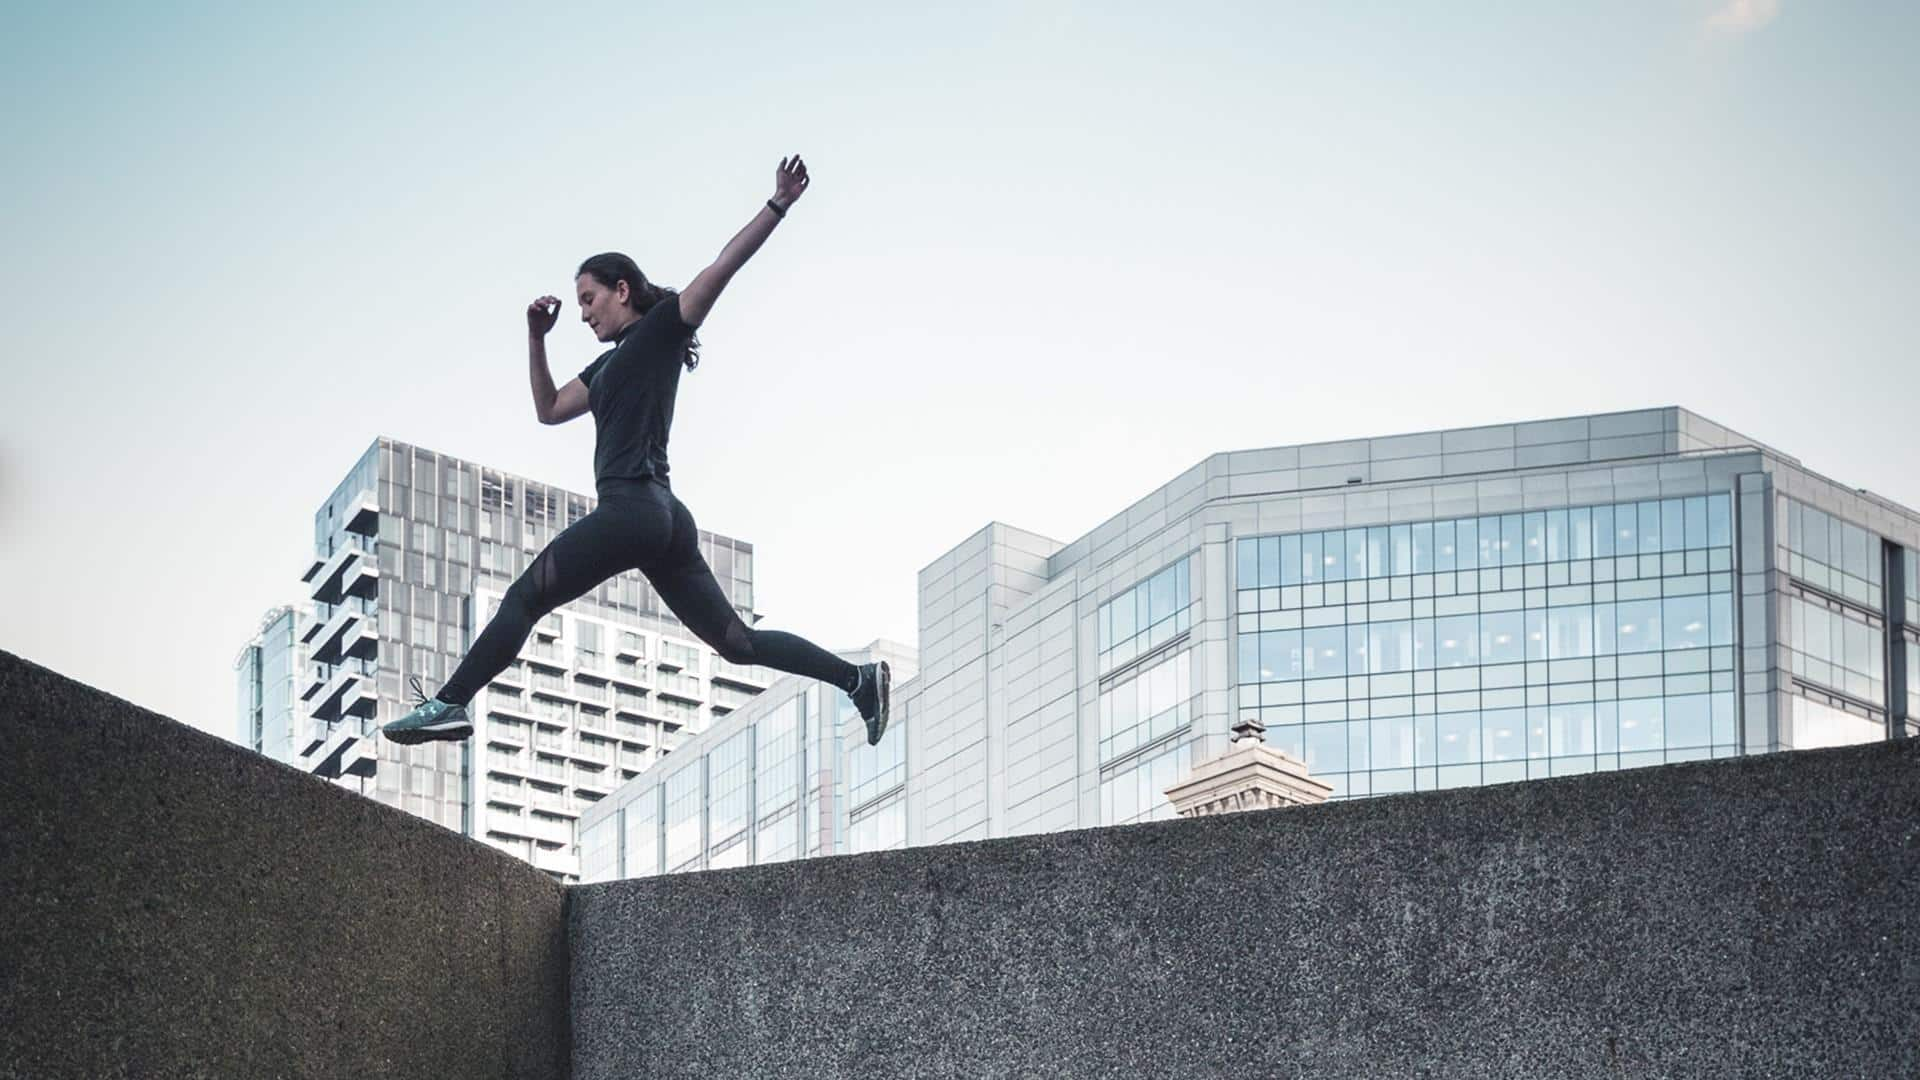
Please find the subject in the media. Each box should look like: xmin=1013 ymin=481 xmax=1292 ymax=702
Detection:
xmin=676 ymin=155 xmax=811 ymax=329
xmin=526 ymin=295 xmax=575 ymax=424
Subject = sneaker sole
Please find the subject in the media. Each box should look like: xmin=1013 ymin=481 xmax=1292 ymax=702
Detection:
xmin=382 ymin=718 xmax=473 ymax=745
xmin=866 ymin=661 xmax=892 ymax=746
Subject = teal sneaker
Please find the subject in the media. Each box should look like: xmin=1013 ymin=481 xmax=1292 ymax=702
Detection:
xmin=382 ymin=676 xmax=473 ymax=745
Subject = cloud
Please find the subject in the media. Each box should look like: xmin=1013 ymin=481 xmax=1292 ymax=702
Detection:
xmin=1705 ymin=0 xmax=1781 ymax=33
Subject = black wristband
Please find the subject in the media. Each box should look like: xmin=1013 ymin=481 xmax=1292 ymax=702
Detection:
xmin=766 ymin=199 xmax=787 ymax=219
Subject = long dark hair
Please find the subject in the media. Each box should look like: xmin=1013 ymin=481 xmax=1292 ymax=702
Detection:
xmin=576 ymin=252 xmax=701 ymax=370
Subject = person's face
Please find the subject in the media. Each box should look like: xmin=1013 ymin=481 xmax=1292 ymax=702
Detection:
xmin=576 ymin=273 xmax=636 ymax=343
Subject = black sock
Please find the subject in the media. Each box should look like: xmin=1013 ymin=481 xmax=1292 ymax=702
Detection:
xmin=843 ymin=666 xmax=863 ymax=695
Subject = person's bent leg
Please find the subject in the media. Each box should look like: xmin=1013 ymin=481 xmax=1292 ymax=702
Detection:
xmin=436 ymin=508 xmax=633 ymax=705
xmin=648 ymin=555 xmax=859 ymax=691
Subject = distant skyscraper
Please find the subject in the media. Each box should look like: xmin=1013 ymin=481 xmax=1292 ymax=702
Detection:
xmin=232 ymin=604 xmax=309 ymax=762
xmin=252 ymin=436 xmax=771 ymax=883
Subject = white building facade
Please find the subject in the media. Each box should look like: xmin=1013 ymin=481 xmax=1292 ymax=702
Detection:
xmin=582 ymin=407 xmax=1919 ymax=881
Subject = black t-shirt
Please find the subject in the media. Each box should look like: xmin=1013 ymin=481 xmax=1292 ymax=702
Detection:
xmin=578 ymin=295 xmax=695 ymax=490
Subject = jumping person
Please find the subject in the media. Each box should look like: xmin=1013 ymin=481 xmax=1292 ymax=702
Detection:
xmin=383 ymin=154 xmax=891 ymax=748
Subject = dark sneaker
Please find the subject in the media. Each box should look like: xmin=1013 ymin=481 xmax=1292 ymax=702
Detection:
xmin=850 ymin=660 xmax=891 ymax=746
xmin=382 ymin=676 xmax=473 ymax=745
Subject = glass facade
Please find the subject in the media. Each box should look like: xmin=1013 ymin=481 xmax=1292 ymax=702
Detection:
xmin=576 ymin=411 xmax=1920 ymax=883
xmin=754 ymin=696 xmax=806 ymax=864
xmin=1235 ymin=495 xmax=1739 ymax=797
xmin=581 ymin=650 xmax=914 ymax=880
xmin=1097 ymin=556 xmax=1191 ymax=674
xmin=1098 ymin=648 xmax=1192 ymax=764
xmin=1783 ymin=593 xmax=1885 ymax=705
xmin=1782 ymin=498 xmax=1883 ymax=610
xmin=233 ymin=607 xmax=304 ymax=762
xmin=1100 ymin=740 xmax=1192 ymax=826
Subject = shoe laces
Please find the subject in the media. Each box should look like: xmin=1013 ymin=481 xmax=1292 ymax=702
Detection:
xmin=407 ymin=675 xmax=433 ymax=709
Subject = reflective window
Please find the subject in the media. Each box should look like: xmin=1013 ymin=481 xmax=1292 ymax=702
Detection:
xmin=662 ymin=763 xmax=703 ymax=872
xmin=707 ymin=730 xmax=753 ymax=862
xmin=1099 ymin=649 xmax=1192 ymax=763
xmin=1099 ymin=556 xmax=1192 ymax=673
xmin=1785 ymin=693 xmax=1883 ymax=749
xmin=622 ymin=787 xmax=659 ymax=878
xmin=1234 ymin=494 xmax=1739 ymax=799
xmin=1785 ymin=593 xmax=1886 ymax=705
xmin=848 ymin=797 xmax=906 ymax=854
xmin=1100 ymin=740 xmax=1192 ymax=825
xmin=1783 ymin=498 xmax=1884 ymax=610
xmin=848 ymin=701 xmax=908 ymax=807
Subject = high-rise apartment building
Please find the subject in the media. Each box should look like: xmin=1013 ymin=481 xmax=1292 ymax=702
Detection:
xmin=582 ymin=407 xmax=1920 ymax=881
xmin=275 ymin=436 xmax=769 ymax=881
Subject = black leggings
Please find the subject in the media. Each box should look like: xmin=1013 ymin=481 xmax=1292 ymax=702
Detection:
xmin=438 ymin=476 xmax=857 ymax=706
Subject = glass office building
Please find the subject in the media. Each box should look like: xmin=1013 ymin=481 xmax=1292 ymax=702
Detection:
xmin=581 ymin=408 xmax=1918 ymax=883
xmin=269 ymin=436 xmax=771 ymax=882
xmin=232 ymin=604 xmax=309 ymax=763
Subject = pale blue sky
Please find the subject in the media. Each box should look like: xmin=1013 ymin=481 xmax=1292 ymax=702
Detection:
xmin=2 ymin=1 xmax=1914 ymax=740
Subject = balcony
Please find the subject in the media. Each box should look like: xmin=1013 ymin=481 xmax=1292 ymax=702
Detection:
xmin=311 ymin=668 xmax=376 ymax=724
xmin=530 ymin=844 xmax=573 ymax=875
xmin=615 ymin=636 xmax=646 ymax=661
xmin=298 ymin=666 xmax=328 ymax=705
xmin=342 ymin=557 xmax=379 ymax=601
xmin=307 ymin=607 xmax=376 ymax=667
xmin=655 ymin=682 xmax=702 ymax=706
xmin=484 ymin=781 xmax=525 ymax=806
xmin=486 ymin=721 xmax=529 ymax=748
xmin=304 ymin=545 xmax=372 ymax=606
xmin=340 ymin=734 xmax=376 ymax=779
xmin=710 ymin=658 xmax=770 ymax=691
xmin=521 ymin=813 xmax=573 ymax=847
xmin=526 ymin=642 xmax=569 ymax=672
xmin=528 ymin=787 xmax=573 ymax=816
xmin=309 ymin=726 xmax=359 ymax=779
xmin=342 ymin=492 xmax=378 ymax=536
xmin=486 ymin=752 xmax=529 ymax=779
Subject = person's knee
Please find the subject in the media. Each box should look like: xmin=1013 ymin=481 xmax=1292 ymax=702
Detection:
xmin=714 ymin=627 xmax=756 ymax=666
xmin=502 ymin=577 xmax=548 ymax=619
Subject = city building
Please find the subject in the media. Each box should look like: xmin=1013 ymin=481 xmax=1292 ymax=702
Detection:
xmin=270 ymin=436 xmax=771 ymax=882
xmin=232 ymin=604 xmax=310 ymax=763
xmin=581 ymin=407 xmax=1918 ymax=882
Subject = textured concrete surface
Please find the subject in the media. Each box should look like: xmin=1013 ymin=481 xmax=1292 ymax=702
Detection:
xmin=574 ymin=738 xmax=1920 ymax=1079
xmin=0 ymin=649 xmax=569 ymax=1080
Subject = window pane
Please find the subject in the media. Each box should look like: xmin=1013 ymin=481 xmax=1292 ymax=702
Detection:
xmin=1616 ymin=599 xmax=1664 ymax=653
xmin=1661 ymin=499 xmax=1685 ymax=554
xmin=1685 ymin=497 xmax=1708 ymax=551
xmin=1412 ymin=522 xmax=1433 ymax=574
xmin=1664 ymin=595 xmax=1710 ymax=650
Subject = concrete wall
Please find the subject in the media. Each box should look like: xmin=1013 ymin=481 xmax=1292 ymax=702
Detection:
xmin=573 ymin=736 xmax=1920 ymax=1078
xmin=0 ymin=649 xmax=569 ymax=1080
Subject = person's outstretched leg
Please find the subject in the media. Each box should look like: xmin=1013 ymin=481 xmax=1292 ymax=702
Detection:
xmin=385 ymin=499 xmax=661 ymax=744
xmin=644 ymin=489 xmax=892 ymax=743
